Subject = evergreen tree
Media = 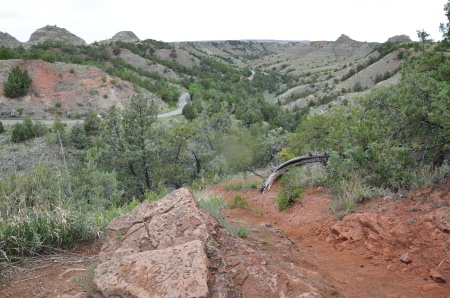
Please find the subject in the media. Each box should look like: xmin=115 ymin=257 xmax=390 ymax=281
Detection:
xmin=101 ymin=95 xmax=159 ymax=198
xmin=4 ymin=65 xmax=32 ymax=98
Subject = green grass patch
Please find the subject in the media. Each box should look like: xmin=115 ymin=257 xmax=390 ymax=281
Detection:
xmin=0 ymin=164 xmax=137 ymax=266
xmin=228 ymin=194 xmax=263 ymax=214
xmin=196 ymin=193 xmax=228 ymax=228
xmin=235 ymin=225 xmax=250 ymax=238
xmin=229 ymin=195 xmax=249 ymax=208
xmin=196 ymin=192 xmax=253 ymax=238
xmin=223 ymin=180 xmax=259 ymax=191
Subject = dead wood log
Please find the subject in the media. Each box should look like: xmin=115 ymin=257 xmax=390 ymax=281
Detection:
xmin=260 ymin=153 xmax=328 ymax=193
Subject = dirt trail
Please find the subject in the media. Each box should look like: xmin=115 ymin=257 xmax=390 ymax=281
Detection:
xmin=213 ymin=178 xmax=450 ymax=298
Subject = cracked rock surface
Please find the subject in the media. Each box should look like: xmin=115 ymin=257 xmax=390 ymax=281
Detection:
xmin=94 ymin=188 xmax=325 ymax=298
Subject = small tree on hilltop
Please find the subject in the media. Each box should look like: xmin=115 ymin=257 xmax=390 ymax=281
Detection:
xmin=4 ymin=65 xmax=32 ymax=98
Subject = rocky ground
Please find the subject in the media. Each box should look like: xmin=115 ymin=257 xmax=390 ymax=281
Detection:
xmin=0 ymin=178 xmax=449 ymax=297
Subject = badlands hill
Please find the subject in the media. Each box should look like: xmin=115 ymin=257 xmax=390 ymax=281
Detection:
xmin=27 ymin=25 xmax=87 ymax=46
xmin=0 ymin=25 xmax=414 ymax=117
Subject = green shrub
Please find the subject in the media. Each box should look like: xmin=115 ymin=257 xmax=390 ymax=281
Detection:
xmin=53 ymin=118 xmax=68 ymax=145
xmin=11 ymin=118 xmax=48 ymax=143
xmin=3 ymin=65 xmax=32 ymax=98
xmin=229 ymin=195 xmax=249 ymax=209
xmin=70 ymin=122 xmax=87 ymax=149
xmin=112 ymin=47 xmax=121 ymax=56
xmin=84 ymin=110 xmax=101 ymax=136
xmin=352 ymin=82 xmax=363 ymax=92
xmin=277 ymin=173 xmax=305 ymax=211
xmin=235 ymin=225 xmax=250 ymax=238
xmin=0 ymin=121 xmax=4 ymax=134
xmin=89 ymin=87 xmax=97 ymax=96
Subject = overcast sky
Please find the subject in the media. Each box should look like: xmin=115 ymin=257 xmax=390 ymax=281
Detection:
xmin=1 ymin=0 xmax=447 ymax=44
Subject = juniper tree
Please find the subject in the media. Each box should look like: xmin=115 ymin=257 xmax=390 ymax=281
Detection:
xmin=4 ymin=65 xmax=32 ymax=98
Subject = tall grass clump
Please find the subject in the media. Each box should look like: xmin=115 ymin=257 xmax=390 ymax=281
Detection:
xmin=0 ymin=165 xmax=100 ymax=262
xmin=196 ymin=192 xmax=228 ymax=227
xmin=196 ymin=192 xmax=251 ymax=237
xmin=328 ymin=176 xmax=384 ymax=212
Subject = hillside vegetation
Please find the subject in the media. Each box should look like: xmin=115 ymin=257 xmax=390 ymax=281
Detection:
xmin=0 ymin=4 xmax=449 ymax=277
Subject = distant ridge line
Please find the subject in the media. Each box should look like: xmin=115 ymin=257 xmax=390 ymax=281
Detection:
xmin=240 ymin=39 xmax=310 ymax=43
xmin=183 ymin=39 xmax=311 ymax=43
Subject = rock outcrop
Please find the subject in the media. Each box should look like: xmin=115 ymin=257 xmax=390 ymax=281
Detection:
xmin=387 ymin=35 xmax=412 ymax=43
xmin=424 ymin=206 xmax=450 ymax=232
xmin=99 ymin=31 xmax=140 ymax=44
xmin=27 ymin=25 xmax=86 ymax=46
xmin=111 ymin=31 xmax=140 ymax=43
xmin=94 ymin=188 xmax=325 ymax=297
xmin=0 ymin=31 xmax=22 ymax=48
xmin=327 ymin=213 xmax=411 ymax=248
xmin=335 ymin=34 xmax=354 ymax=43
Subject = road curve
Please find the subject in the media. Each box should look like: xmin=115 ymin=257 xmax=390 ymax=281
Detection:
xmin=157 ymin=92 xmax=190 ymax=118
xmin=1 ymin=93 xmax=190 ymax=125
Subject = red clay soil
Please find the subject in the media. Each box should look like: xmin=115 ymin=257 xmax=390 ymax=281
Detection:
xmin=214 ymin=178 xmax=450 ymax=298
xmin=1 ymin=178 xmax=449 ymax=298
xmin=0 ymin=242 xmax=103 ymax=298
xmin=0 ymin=59 xmax=155 ymax=118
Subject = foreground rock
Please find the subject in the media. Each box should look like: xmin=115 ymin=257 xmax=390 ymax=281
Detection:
xmin=96 ymin=240 xmax=209 ymax=297
xmin=94 ymin=188 xmax=326 ymax=297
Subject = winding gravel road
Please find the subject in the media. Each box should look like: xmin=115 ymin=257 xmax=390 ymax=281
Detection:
xmin=157 ymin=93 xmax=190 ymax=118
xmin=1 ymin=93 xmax=190 ymax=125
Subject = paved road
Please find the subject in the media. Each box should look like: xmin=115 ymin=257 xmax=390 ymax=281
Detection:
xmin=157 ymin=93 xmax=190 ymax=118
xmin=248 ymin=70 xmax=256 ymax=81
xmin=1 ymin=93 xmax=190 ymax=125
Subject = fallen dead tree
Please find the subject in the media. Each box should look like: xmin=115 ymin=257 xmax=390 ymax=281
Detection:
xmin=260 ymin=153 xmax=329 ymax=192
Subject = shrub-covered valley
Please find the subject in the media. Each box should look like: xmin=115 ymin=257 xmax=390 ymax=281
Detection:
xmin=0 ymin=6 xmax=449 ymax=298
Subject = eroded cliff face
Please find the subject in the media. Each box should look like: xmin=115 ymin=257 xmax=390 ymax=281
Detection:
xmin=0 ymin=59 xmax=164 ymax=118
xmin=93 ymin=188 xmax=327 ymax=298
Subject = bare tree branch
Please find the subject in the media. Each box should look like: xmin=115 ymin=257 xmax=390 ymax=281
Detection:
xmin=260 ymin=153 xmax=328 ymax=193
